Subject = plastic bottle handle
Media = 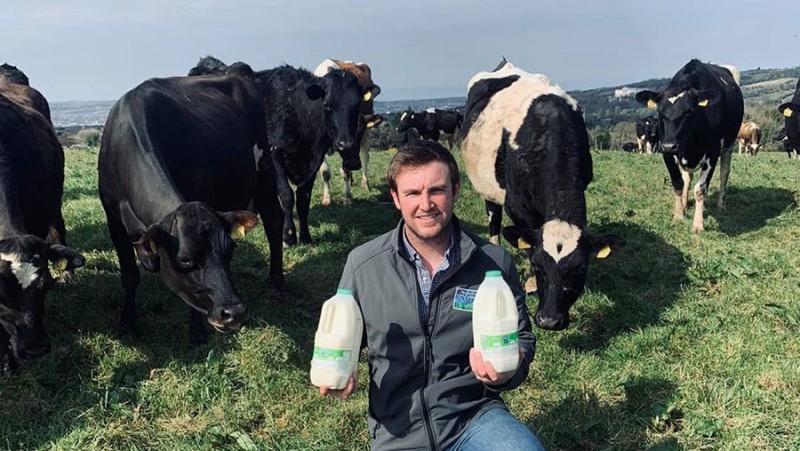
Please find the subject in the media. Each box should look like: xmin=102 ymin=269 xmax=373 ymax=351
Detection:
xmin=323 ymin=303 xmax=335 ymax=333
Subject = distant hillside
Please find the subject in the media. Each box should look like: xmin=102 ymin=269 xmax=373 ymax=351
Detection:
xmin=50 ymin=66 xmax=800 ymax=131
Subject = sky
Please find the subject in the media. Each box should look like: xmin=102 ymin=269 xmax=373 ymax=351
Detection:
xmin=2 ymin=0 xmax=799 ymax=102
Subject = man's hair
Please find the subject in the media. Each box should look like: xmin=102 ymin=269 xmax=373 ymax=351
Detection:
xmin=387 ymin=139 xmax=460 ymax=193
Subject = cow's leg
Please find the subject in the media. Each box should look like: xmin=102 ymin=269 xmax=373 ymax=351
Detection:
xmin=692 ymin=156 xmax=718 ymax=233
xmin=254 ymin=157 xmax=286 ymax=287
xmin=717 ymin=149 xmax=732 ymax=210
xmin=486 ymin=201 xmax=503 ymax=245
xmin=189 ymin=309 xmax=207 ymax=346
xmin=272 ymin=154 xmax=297 ymax=246
xmin=295 ymin=176 xmax=316 ymax=244
xmin=663 ymin=154 xmax=686 ymax=221
xmin=738 ymin=140 xmax=743 ymax=155
xmin=319 ymin=158 xmax=332 ymax=207
xmin=637 ymin=136 xmax=645 ymax=153
xmin=360 ymin=137 xmax=370 ymax=190
xmin=0 ymin=328 xmax=17 ymax=375
xmin=106 ymin=213 xmax=141 ymax=336
xmin=340 ymin=167 xmax=353 ymax=206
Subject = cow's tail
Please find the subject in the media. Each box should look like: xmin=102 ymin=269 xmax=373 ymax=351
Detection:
xmin=719 ymin=64 xmax=741 ymax=86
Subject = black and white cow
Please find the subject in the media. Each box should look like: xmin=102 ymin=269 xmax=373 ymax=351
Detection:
xmin=99 ymin=71 xmax=284 ymax=343
xmin=314 ymin=58 xmax=383 ymax=206
xmin=635 ymin=115 xmax=660 ymax=154
xmin=0 ymin=64 xmax=85 ymax=371
xmin=461 ymin=59 xmax=624 ymax=331
xmin=397 ymin=108 xmax=463 ymax=150
xmin=778 ymin=78 xmax=800 ymax=161
xmin=189 ymin=57 xmax=376 ymax=245
xmin=635 ymin=59 xmax=744 ymax=233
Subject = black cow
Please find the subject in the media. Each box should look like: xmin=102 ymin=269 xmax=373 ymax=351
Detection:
xmin=189 ymin=56 xmax=375 ymax=245
xmin=622 ymin=142 xmax=638 ymax=152
xmin=99 ymin=72 xmax=285 ymax=343
xmin=461 ymin=59 xmax=624 ymax=331
xmin=0 ymin=64 xmax=85 ymax=372
xmin=635 ymin=115 xmax=660 ymax=154
xmin=778 ymin=78 xmax=800 ymax=161
xmin=636 ymin=59 xmax=744 ymax=233
xmin=396 ymin=108 xmax=463 ymax=150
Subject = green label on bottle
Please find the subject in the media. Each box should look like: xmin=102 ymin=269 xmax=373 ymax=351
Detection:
xmin=481 ymin=331 xmax=519 ymax=349
xmin=313 ymin=346 xmax=352 ymax=361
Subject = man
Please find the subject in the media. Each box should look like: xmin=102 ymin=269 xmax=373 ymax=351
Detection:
xmin=319 ymin=140 xmax=545 ymax=450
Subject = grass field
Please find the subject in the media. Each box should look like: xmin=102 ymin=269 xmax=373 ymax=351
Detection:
xmin=1 ymin=147 xmax=799 ymax=450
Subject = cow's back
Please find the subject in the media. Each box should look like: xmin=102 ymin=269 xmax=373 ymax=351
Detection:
xmin=100 ymin=75 xmax=265 ymax=215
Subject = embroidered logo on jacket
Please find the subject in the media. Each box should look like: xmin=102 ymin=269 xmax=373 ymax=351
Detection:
xmin=453 ymin=287 xmax=477 ymax=312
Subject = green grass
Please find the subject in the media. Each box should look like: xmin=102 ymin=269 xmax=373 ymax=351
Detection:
xmin=1 ymin=147 xmax=799 ymax=450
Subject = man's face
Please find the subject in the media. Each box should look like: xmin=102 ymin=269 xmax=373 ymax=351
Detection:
xmin=391 ymin=161 xmax=459 ymax=243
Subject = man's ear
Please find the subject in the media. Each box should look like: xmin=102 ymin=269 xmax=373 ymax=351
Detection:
xmin=502 ymin=225 xmax=537 ymax=250
xmin=48 ymin=245 xmax=86 ymax=272
xmin=589 ymin=233 xmax=626 ymax=259
xmin=220 ymin=211 xmax=259 ymax=240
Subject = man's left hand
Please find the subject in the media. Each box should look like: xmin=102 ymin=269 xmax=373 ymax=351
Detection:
xmin=469 ymin=348 xmax=519 ymax=386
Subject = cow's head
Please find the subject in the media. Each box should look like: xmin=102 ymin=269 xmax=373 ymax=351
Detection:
xmin=123 ymin=202 xmax=258 ymax=332
xmin=307 ymin=69 xmax=377 ymax=171
xmin=0 ymin=235 xmax=84 ymax=360
xmin=396 ymin=110 xmax=417 ymax=133
xmin=503 ymin=222 xmax=624 ymax=331
xmin=636 ymin=88 xmax=718 ymax=164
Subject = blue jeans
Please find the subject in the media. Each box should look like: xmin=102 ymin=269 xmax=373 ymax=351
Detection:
xmin=446 ymin=408 xmax=546 ymax=451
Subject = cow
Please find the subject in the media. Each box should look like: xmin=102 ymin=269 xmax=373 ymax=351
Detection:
xmin=99 ymin=71 xmax=285 ymax=344
xmin=635 ymin=59 xmax=744 ymax=233
xmin=635 ymin=115 xmax=660 ymax=154
xmin=396 ymin=108 xmax=463 ymax=150
xmin=314 ymin=59 xmax=383 ymax=206
xmin=622 ymin=142 xmax=638 ymax=152
xmin=778 ymin=78 xmax=800 ymax=161
xmin=189 ymin=56 xmax=376 ymax=245
xmin=0 ymin=64 xmax=85 ymax=372
xmin=737 ymin=121 xmax=762 ymax=156
xmin=461 ymin=58 xmax=624 ymax=331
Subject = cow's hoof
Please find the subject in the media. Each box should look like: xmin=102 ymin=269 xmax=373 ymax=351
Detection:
xmin=1 ymin=354 xmax=18 ymax=376
xmin=692 ymin=224 xmax=705 ymax=233
xmin=283 ymin=235 xmax=297 ymax=247
xmin=299 ymin=236 xmax=313 ymax=245
xmin=361 ymin=181 xmax=370 ymax=191
xmin=268 ymin=273 xmax=285 ymax=289
xmin=672 ymin=215 xmax=684 ymax=223
xmin=321 ymin=196 xmax=331 ymax=207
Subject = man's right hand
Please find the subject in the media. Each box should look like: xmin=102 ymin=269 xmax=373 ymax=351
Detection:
xmin=319 ymin=368 xmax=359 ymax=400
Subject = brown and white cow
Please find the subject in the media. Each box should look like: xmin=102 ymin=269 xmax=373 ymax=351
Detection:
xmin=737 ymin=121 xmax=762 ymax=156
xmin=315 ymin=59 xmax=383 ymax=206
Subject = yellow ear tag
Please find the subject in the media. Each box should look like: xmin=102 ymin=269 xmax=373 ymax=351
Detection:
xmin=596 ymin=245 xmax=611 ymax=259
xmin=55 ymin=259 xmax=68 ymax=271
xmin=363 ymin=91 xmax=372 ymax=102
xmin=647 ymin=99 xmax=657 ymax=109
xmin=149 ymin=240 xmax=158 ymax=254
xmin=524 ymin=277 xmax=537 ymax=294
xmin=698 ymin=99 xmax=709 ymax=107
xmin=367 ymin=121 xmax=376 ymax=128
xmin=517 ymin=237 xmax=532 ymax=250
xmin=232 ymin=224 xmax=246 ymax=240
xmin=784 ymin=107 xmax=794 ymax=117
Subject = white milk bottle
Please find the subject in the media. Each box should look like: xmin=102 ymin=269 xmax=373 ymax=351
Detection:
xmin=310 ymin=289 xmax=363 ymax=389
xmin=472 ymin=270 xmax=520 ymax=374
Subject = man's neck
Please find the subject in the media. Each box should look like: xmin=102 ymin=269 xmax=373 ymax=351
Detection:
xmin=404 ymin=224 xmax=453 ymax=273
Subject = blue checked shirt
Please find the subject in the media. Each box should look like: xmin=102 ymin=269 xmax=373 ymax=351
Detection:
xmin=401 ymin=226 xmax=461 ymax=323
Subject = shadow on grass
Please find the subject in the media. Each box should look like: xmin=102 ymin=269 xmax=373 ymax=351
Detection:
xmin=557 ymin=222 xmax=688 ymax=352
xmin=710 ymin=186 xmax=796 ymax=236
xmin=531 ymin=376 xmax=682 ymax=450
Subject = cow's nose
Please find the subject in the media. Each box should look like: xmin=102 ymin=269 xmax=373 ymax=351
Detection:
xmin=661 ymin=143 xmax=677 ymax=154
xmin=18 ymin=337 xmax=51 ymax=360
xmin=336 ymin=140 xmax=354 ymax=151
xmin=534 ymin=312 xmax=568 ymax=331
xmin=210 ymin=303 xmax=248 ymax=329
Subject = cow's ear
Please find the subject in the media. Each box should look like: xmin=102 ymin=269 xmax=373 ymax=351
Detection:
xmin=134 ymin=225 xmax=169 ymax=272
xmin=306 ymin=84 xmax=325 ymax=100
xmin=48 ymin=244 xmax=86 ymax=272
xmin=363 ymin=84 xmax=381 ymax=102
xmin=365 ymin=114 xmax=383 ymax=129
xmin=221 ymin=211 xmax=259 ymax=240
xmin=589 ymin=233 xmax=626 ymax=259
xmin=694 ymin=89 xmax=719 ymax=107
xmin=635 ymin=90 xmax=659 ymax=109
xmin=778 ymin=102 xmax=800 ymax=117
xmin=502 ymin=225 xmax=537 ymax=250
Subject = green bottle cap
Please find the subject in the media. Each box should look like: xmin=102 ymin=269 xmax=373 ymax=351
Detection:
xmin=337 ymin=288 xmax=354 ymax=296
xmin=485 ymin=270 xmax=502 ymax=278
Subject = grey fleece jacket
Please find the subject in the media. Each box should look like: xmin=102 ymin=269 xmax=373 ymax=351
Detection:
xmin=337 ymin=218 xmax=536 ymax=451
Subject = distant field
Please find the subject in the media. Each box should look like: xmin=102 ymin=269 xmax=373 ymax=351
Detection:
xmin=1 ymin=147 xmax=799 ymax=450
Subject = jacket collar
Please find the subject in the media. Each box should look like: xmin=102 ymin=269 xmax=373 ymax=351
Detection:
xmin=392 ymin=216 xmax=477 ymax=265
